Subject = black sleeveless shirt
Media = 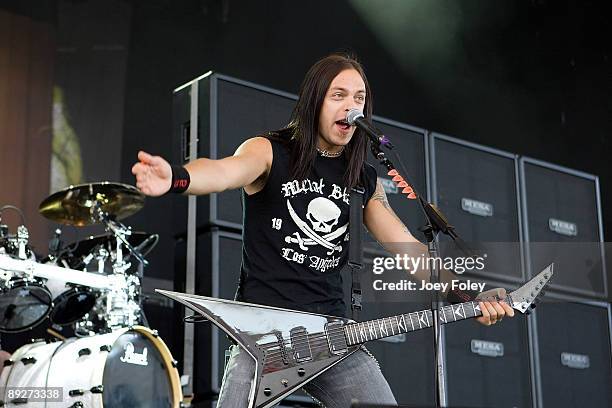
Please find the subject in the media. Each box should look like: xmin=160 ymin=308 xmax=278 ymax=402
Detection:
xmin=237 ymin=138 xmax=377 ymax=317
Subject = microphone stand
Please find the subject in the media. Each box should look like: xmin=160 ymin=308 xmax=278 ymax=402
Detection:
xmin=368 ymin=140 xmax=471 ymax=408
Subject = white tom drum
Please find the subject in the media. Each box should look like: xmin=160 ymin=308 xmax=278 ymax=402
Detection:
xmin=0 ymin=326 xmax=182 ymax=407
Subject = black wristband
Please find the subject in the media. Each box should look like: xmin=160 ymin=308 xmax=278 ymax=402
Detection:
xmin=446 ymin=288 xmax=479 ymax=304
xmin=169 ymin=165 xmax=191 ymax=194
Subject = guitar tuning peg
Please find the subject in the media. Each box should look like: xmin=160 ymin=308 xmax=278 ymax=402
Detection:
xmin=525 ymin=309 xmax=531 ymax=315
xmin=530 ymin=303 xmax=537 ymax=309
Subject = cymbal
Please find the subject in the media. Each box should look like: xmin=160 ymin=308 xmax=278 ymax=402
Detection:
xmin=39 ymin=182 xmax=145 ymax=226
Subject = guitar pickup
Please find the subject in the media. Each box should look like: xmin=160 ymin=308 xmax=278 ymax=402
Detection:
xmin=290 ymin=326 xmax=312 ymax=363
xmin=325 ymin=321 xmax=348 ymax=355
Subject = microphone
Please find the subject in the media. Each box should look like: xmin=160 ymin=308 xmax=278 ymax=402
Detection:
xmin=346 ymin=109 xmax=394 ymax=149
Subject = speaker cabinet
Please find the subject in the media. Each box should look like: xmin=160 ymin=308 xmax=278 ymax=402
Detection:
xmin=172 ymin=73 xmax=297 ymax=230
xmin=520 ymin=158 xmax=607 ymax=298
xmin=533 ymin=299 xmax=612 ymax=407
xmin=444 ymin=306 xmax=534 ymax=407
xmin=430 ymin=134 xmax=524 ymax=284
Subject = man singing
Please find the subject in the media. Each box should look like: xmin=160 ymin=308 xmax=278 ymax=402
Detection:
xmin=132 ymin=53 xmax=514 ymax=407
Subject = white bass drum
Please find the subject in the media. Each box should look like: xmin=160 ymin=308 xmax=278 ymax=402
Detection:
xmin=0 ymin=326 xmax=182 ymax=407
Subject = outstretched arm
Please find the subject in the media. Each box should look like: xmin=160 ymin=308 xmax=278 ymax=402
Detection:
xmin=132 ymin=136 xmax=272 ymax=196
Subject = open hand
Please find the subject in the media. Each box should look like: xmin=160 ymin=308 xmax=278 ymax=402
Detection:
xmin=131 ymin=151 xmax=172 ymax=196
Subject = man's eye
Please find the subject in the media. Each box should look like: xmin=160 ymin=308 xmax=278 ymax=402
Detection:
xmin=356 ymin=95 xmax=365 ymax=102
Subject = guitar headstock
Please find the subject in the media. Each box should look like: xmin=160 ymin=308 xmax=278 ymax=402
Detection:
xmin=508 ymin=263 xmax=554 ymax=314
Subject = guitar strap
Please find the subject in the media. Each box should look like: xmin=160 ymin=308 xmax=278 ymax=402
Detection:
xmin=349 ymin=186 xmax=366 ymax=321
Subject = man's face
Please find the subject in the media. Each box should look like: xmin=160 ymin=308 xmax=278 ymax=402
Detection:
xmin=317 ymin=68 xmax=366 ymax=151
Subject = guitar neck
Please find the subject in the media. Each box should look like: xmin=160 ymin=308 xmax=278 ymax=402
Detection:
xmin=344 ymin=301 xmax=484 ymax=346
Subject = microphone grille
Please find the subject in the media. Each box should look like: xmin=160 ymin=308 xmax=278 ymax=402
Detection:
xmin=346 ymin=109 xmax=364 ymax=125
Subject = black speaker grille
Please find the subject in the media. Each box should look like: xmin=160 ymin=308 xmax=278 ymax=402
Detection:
xmin=215 ymin=78 xmax=296 ymax=226
xmin=523 ymin=161 xmax=605 ymax=296
xmin=433 ymin=137 xmax=522 ymax=282
xmin=445 ymin=316 xmax=533 ymax=407
xmin=536 ymin=302 xmax=612 ymax=407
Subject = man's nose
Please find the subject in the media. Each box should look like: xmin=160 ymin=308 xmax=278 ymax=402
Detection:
xmin=344 ymin=105 xmax=362 ymax=114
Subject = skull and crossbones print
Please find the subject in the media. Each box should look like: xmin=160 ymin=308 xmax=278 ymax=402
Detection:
xmin=284 ymin=197 xmax=348 ymax=255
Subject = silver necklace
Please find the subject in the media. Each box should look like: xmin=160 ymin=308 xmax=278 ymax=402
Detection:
xmin=316 ymin=146 xmax=344 ymax=158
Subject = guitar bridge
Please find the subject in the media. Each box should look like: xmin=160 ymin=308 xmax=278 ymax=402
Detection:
xmin=325 ymin=321 xmax=348 ymax=355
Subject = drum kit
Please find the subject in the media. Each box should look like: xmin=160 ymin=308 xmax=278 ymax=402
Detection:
xmin=0 ymin=182 xmax=183 ymax=407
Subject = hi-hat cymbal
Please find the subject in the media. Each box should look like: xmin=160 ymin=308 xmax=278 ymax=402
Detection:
xmin=39 ymin=182 xmax=145 ymax=226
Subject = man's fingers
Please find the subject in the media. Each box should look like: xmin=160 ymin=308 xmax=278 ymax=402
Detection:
xmin=132 ymin=162 xmax=148 ymax=176
xmin=500 ymin=301 xmax=515 ymax=317
xmin=492 ymin=302 xmax=505 ymax=319
xmin=478 ymin=302 xmax=491 ymax=325
xmin=138 ymin=150 xmax=165 ymax=167
xmin=484 ymin=301 xmax=498 ymax=323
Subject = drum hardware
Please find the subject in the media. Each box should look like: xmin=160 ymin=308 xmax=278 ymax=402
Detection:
xmin=15 ymin=225 xmax=29 ymax=260
xmin=0 ymin=255 xmax=112 ymax=290
xmin=91 ymin=203 xmax=149 ymax=268
xmin=0 ymin=254 xmax=111 ymax=333
xmin=0 ymin=205 xmax=34 ymax=261
xmin=55 ymin=231 xmax=158 ymax=272
xmin=38 ymin=182 xmax=149 ymax=267
xmin=0 ymin=183 xmax=158 ymax=336
xmin=46 ymin=228 xmax=64 ymax=262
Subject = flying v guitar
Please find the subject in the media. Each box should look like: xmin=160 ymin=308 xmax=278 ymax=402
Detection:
xmin=157 ymin=264 xmax=553 ymax=408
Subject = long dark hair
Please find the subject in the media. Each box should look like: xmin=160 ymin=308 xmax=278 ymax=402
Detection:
xmin=271 ymin=53 xmax=373 ymax=189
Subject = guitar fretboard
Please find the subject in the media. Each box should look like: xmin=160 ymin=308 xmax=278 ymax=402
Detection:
xmin=343 ymin=301 xmax=483 ymax=346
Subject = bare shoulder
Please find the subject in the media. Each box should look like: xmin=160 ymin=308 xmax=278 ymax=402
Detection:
xmin=234 ymin=136 xmax=273 ymax=167
xmin=235 ymin=136 xmax=274 ymax=194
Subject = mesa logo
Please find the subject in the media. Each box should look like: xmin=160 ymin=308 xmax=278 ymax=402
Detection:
xmin=470 ymin=339 xmax=504 ymax=357
xmin=561 ymin=352 xmax=590 ymax=369
xmin=461 ymin=198 xmax=493 ymax=217
xmin=548 ymin=218 xmax=578 ymax=236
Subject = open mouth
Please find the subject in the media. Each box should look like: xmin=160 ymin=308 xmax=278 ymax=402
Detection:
xmin=335 ymin=119 xmax=351 ymax=130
